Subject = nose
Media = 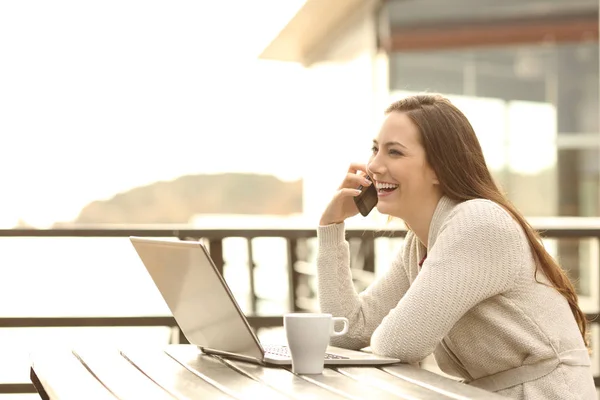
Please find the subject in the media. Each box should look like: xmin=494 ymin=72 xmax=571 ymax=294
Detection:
xmin=367 ymin=153 xmax=385 ymax=179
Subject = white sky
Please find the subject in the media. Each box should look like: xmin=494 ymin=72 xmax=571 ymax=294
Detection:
xmin=0 ymin=0 xmax=307 ymax=226
xmin=0 ymin=1 xmax=566 ymax=227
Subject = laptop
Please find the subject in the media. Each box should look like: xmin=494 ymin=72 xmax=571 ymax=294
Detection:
xmin=129 ymin=236 xmax=400 ymax=366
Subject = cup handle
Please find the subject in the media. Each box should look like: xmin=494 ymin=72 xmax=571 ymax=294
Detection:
xmin=331 ymin=317 xmax=349 ymax=337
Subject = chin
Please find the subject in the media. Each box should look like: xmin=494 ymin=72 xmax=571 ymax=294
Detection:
xmin=375 ymin=203 xmax=396 ymax=218
xmin=376 ymin=199 xmax=403 ymax=219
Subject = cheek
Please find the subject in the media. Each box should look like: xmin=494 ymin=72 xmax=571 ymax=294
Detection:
xmin=389 ymin=166 xmax=410 ymax=182
xmin=395 ymin=171 xmax=425 ymax=190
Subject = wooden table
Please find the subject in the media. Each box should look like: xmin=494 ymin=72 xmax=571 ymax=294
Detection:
xmin=30 ymin=345 xmax=508 ymax=399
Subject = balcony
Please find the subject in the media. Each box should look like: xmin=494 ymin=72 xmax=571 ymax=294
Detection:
xmin=0 ymin=220 xmax=599 ymax=395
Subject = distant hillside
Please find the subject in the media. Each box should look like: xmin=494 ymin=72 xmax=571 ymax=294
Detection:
xmin=72 ymin=173 xmax=303 ymax=224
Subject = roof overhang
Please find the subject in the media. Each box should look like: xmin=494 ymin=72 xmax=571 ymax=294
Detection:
xmin=259 ymin=0 xmax=379 ymax=65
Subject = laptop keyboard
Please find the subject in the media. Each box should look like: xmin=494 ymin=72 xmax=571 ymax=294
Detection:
xmin=263 ymin=345 xmax=349 ymax=360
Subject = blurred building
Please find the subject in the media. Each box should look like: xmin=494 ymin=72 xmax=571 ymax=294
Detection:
xmin=259 ymin=0 xmax=599 ymax=299
xmin=261 ymin=0 xmax=598 ymax=219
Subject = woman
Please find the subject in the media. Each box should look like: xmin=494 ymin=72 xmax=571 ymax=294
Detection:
xmin=317 ymin=94 xmax=595 ymax=399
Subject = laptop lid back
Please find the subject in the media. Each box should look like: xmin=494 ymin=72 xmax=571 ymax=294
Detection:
xmin=129 ymin=237 xmax=264 ymax=361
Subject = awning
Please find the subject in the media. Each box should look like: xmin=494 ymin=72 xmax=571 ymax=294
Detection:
xmin=259 ymin=0 xmax=376 ymax=64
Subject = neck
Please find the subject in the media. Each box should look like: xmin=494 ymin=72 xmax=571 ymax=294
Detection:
xmin=404 ymin=194 xmax=442 ymax=248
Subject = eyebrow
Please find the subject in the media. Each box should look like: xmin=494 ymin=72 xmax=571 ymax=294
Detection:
xmin=372 ymin=139 xmax=408 ymax=149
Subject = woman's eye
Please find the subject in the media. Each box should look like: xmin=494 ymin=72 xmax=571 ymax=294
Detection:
xmin=371 ymin=146 xmax=379 ymax=154
xmin=389 ymin=149 xmax=403 ymax=156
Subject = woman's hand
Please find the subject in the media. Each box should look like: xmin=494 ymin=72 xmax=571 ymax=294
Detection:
xmin=319 ymin=163 xmax=373 ymax=226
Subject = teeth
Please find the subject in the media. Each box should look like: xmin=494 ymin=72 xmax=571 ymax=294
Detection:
xmin=376 ymin=182 xmax=399 ymax=190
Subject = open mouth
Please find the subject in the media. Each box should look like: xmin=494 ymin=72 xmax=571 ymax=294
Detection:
xmin=375 ymin=182 xmax=399 ymax=194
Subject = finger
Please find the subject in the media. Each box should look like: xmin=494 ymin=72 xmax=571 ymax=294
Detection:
xmin=338 ymin=188 xmax=362 ymax=197
xmin=342 ymin=172 xmax=372 ymax=188
xmin=347 ymin=163 xmax=367 ymax=174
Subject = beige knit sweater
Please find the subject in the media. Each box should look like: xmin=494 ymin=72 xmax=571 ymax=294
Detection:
xmin=317 ymin=196 xmax=595 ymax=399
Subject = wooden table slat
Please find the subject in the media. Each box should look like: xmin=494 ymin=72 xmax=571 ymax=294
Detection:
xmin=121 ymin=348 xmax=233 ymax=400
xmin=382 ymin=365 xmax=508 ymax=399
xmin=30 ymin=351 xmax=117 ymax=400
xmin=298 ymin=368 xmax=406 ymax=400
xmin=221 ymin=357 xmax=349 ymax=400
xmin=73 ymin=348 xmax=176 ymax=400
xmin=337 ymin=367 xmax=456 ymax=400
xmin=166 ymin=345 xmax=290 ymax=400
xmin=30 ymin=346 xmax=508 ymax=400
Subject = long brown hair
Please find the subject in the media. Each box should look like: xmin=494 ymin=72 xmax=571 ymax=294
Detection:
xmin=386 ymin=93 xmax=589 ymax=348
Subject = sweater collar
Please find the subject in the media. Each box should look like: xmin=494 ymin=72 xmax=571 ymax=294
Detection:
xmin=426 ymin=195 xmax=460 ymax=251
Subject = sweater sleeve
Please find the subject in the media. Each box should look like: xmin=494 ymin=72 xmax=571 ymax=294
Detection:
xmin=370 ymin=201 xmax=522 ymax=363
xmin=316 ymin=223 xmax=411 ymax=350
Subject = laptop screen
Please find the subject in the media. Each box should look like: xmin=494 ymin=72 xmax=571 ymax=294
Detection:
xmin=130 ymin=237 xmax=264 ymax=361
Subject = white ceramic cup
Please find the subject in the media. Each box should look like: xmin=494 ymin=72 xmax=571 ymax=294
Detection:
xmin=284 ymin=313 xmax=349 ymax=374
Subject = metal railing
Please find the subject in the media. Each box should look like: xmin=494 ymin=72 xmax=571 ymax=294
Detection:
xmin=1 ymin=220 xmax=599 ymax=393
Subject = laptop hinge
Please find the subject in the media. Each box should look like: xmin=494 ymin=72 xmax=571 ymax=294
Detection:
xmin=201 ymin=347 xmax=265 ymax=365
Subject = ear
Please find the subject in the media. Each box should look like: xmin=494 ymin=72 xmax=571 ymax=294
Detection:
xmin=426 ymin=163 xmax=439 ymax=185
xmin=430 ymin=169 xmax=440 ymax=185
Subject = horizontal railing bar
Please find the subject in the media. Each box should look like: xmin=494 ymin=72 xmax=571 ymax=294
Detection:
xmin=0 ymin=316 xmax=176 ymax=328
xmin=0 ymin=383 xmax=36 ymax=394
xmin=0 ymin=315 xmax=594 ymax=328
xmin=1 ymin=226 xmax=600 ymax=238
xmin=0 ymin=316 xmax=282 ymax=328
xmin=0 ymin=228 xmax=405 ymax=239
xmin=0 ymin=314 xmax=595 ymax=326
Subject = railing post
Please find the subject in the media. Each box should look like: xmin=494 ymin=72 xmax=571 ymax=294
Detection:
xmin=208 ymin=238 xmax=224 ymax=276
xmin=247 ymin=238 xmax=257 ymax=315
xmin=178 ymin=327 xmax=189 ymax=344
xmin=287 ymin=238 xmax=301 ymax=312
xmin=363 ymin=236 xmax=376 ymax=274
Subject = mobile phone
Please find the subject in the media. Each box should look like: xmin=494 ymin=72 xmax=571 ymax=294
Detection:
xmin=353 ymin=176 xmax=378 ymax=216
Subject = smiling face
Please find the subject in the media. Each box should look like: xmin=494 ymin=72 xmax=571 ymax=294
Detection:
xmin=368 ymin=111 xmax=442 ymax=220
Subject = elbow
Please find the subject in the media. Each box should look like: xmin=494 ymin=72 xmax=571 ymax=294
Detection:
xmin=371 ymin=340 xmax=429 ymax=364
xmin=371 ymin=328 xmax=433 ymax=363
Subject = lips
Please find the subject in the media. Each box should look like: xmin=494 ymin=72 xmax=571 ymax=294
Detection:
xmin=374 ymin=181 xmax=399 ymax=198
